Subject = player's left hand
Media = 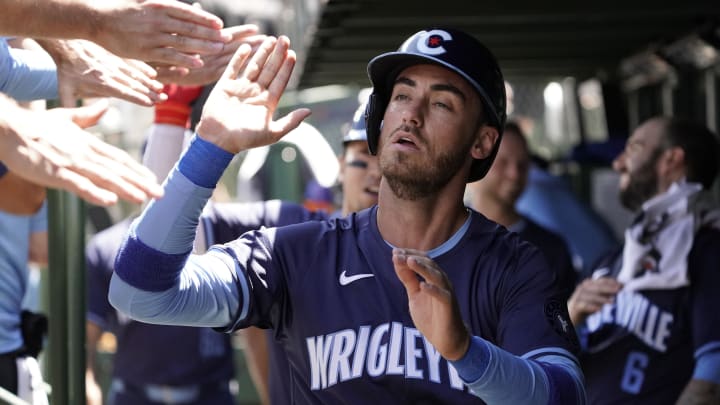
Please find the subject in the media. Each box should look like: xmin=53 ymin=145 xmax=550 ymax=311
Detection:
xmin=393 ymin=248 xmax=470 ymax=361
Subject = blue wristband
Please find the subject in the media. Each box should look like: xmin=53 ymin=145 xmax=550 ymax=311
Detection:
xmin=0 ymin=162 xmax=7 ymax=178
xmin=178 ymin=134 xmax=233 ymax=188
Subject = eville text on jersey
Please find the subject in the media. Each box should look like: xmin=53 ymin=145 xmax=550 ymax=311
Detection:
xmin=579 ymin=228 xmax=720 ymax=404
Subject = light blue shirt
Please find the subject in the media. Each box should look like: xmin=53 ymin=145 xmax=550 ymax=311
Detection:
xmin=0 ymin=202 xmax=47 ymax=353
xmin=0 ymin=38 xmax=58 ymax=101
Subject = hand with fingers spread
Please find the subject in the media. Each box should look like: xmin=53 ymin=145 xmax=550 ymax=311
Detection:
xmin=393 ymin=248 xmax=471 ymax=361
xmin=567 ymin=277 xmax=622 ymax=325
xmin=38 ymin=39 xmax=167 ymax=107
xmin=0 ymin=96 xmax=164 ymax=206
xmin=155 ymin=25 xmax=266 ymax=86
xmin=195 ymin=35 xmax=311 ymax=154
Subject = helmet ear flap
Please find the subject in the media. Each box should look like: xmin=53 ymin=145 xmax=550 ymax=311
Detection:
xmin=365 ymin=92 xmax=386 ymax=155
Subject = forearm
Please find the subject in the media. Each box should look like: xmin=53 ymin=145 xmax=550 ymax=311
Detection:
xmin=241 ymin=327 xmax=271 ymax=405
xmin=85 ymin=321 xmax=103 ymax=372
xmin=450 ymin=336 xmax=586 ymax=404
xmin=676 ymin=350 xmax=720 ymax=404
xmin=0 ymin=97 xmax=27 ymax=163
xmin=0 ymin=40 xmax=58 ymax=101
xmin=113 ymin=135 xmax=228 ymax=291
xmin=0 ymin=0 xmax=99 ymax=40
xmin=110 ymin=134 xmax=240 ymax=326
xmin=142 ymin=124 xmax=188 ymax=183
xmin=676 ymin=379 xmax=720 ymax=405
xmin=0 ymin=171 xmax=46 ymax=215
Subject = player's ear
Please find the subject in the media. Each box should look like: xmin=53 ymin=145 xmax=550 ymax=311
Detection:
xmin=657 ymin=145 xmax=685 ymax=178
xmin=470 ymin=125 xmax=499 ymax=160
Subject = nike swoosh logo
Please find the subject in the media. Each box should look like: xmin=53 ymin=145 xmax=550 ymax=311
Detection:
xmin=339 ymin=270 xmax=374 ymax=286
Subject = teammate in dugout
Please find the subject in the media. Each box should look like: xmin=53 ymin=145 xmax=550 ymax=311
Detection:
xmin=567 ymin=117 xmax=720 ymax=404
xmin=110 ymin=28 xmax=586 ymax=403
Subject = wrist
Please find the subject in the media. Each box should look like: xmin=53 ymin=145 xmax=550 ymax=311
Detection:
xmin=82 ymin=2 xmax=106 ymax=45
xmin=155 ymin=101 xmax=192 ymax=128
xmin=444 ymin=330 xmax=472 ymax=361
xmin=195 ymin=119 xmax=238 ymax=154
xmin=35 ymin=38 xmax=63 ymax=60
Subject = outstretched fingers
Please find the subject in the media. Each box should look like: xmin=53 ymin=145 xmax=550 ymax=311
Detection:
xmin=241 ymin=37 xmax=278 ymax=83
xmin=221 ymin=43 xmax=254 ymax=81
xmin=256 ymin=36 xmax=290 ymax=89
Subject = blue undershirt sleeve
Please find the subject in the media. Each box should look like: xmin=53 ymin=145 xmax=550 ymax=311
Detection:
xmin=693 ymin=349 xmax=720 ymax=384
xmin=110 ymin=134 xmax=241 ymax=327
xmin=450 ymin=336 xmax=586 ymax=404
xmin=0 ymin=39 xmax=58 ymax=101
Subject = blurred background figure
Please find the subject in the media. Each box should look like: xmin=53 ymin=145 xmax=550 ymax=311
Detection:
xmin=302 ymin=179 xmax=336 ymax=214
xmin=467 ymin=121 xmax=577 ymax=299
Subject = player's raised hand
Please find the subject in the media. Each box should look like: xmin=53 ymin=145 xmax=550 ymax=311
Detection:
xmin=392 ymin=248 xmax=471 ymax=361
xmin=196 ymin=35 xmax=311 ymax=154
xmin=567 ymin=277 xmax=622 ymax=325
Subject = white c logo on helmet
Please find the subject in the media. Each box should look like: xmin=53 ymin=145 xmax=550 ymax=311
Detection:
xmin=414 ymin=29 xmax=452 ymax=56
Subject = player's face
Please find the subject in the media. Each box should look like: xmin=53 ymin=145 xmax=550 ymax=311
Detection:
xmin=377 ymin=64 xmax=483 ymax=200
xmin=613 ymin=120 xmax=664 ymax=211
xmin=475 ymin=130 xmax=529 ymax=207
xmin=340 ymin=141 xmax=380 ymax=214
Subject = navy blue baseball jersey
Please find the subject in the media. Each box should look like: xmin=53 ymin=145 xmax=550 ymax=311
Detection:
xmin=514 ymin=218 xmax=578 ymax=301
xmin=86 ymin=219 xmax=235 ymax=387
xmin=579 ymin=227 xmax=720 ymax=404
xmin=212 ymin=206 xmax=580 ymax=403
xmin=202 ymin=200 xmax=330 ymax=404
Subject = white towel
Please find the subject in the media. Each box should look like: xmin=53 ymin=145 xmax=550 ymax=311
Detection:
xmin=617 ymin=181 xmax=720 ymax=291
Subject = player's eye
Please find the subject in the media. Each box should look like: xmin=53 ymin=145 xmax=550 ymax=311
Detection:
xmin=347 ymin=160 xmax=368 ymax=169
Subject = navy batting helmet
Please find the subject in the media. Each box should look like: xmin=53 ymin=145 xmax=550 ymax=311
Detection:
xmin=343 ymin=98 xmax=369 ymax=144
xmin=365 ymin=28 xmax=507 ymax=182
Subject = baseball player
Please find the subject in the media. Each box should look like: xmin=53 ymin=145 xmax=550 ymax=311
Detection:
xmin=203 ymin=97 xmax=380 ymax=404
xmin=568 ymin=117 xmax=720 ymax=404
xmin=110 ymin=29 xmax=586 ymax=403
xmin=466 ymin=122 xmax=577 ymax=300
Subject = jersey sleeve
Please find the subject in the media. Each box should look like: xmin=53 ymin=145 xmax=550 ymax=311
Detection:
xmin=689 ymin=228 xmax=720 ymax=357
xmin=205 ymin=200 xmax=327 ymax=245
xmin=217 ymin=219 xmax=331 ymax=333
xmin=86 ymin=235 xmax=117 ymax=330
xmin=214 ymin=227 xmax=286 ymax=331
xmin=496 ymin=243 xmax=581 ymax=360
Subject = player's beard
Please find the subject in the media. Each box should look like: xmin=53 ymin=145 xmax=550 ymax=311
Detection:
xmin=619 ymin=152 xmax=661 ymax=212
xmin=380 ymin=136 xmax=473 ymax=201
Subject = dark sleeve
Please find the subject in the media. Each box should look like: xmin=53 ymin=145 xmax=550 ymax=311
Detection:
xmin=85 ymin=235 xmax=118 ymax=331
xmin=520 ymin=221 xmax=577 ymax=301
xmin=205 ymin=200 xmax=328 ymax=245
xmin=496 ymin=242 xmax=581 ymax=358
xmin=0 ymin=162 xmax=7 ymax=178
xmin=689 ymin=228 xmax=720 ymax=356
